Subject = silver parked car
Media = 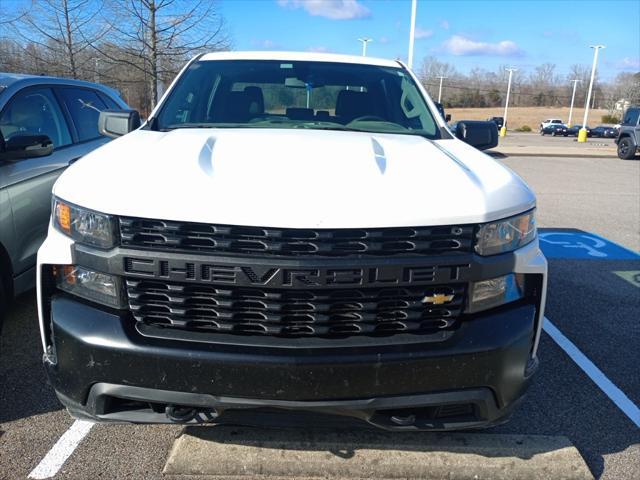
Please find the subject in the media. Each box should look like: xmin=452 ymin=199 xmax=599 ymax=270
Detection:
xmin=0 ymin=73 xmax=128 ymax=327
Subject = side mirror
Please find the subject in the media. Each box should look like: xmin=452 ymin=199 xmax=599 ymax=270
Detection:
xmin=0 ymin=134 xmax=53 ymax=161
xmin=98 ymin=110 xmax=141 ymax=138
xmin=455 ymin=120 xmax=499 ymax=151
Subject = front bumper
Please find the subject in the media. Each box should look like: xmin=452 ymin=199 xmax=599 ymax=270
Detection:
xmin=45 ymin=294 xmax=538 ymax=430
xmin=38 ymin=226 xmax=547 ymax=430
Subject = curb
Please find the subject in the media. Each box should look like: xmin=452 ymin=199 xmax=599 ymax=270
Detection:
xmin=163 ymin=426 xmax=594 ymax=480
xmin=490 ymin=150 xmax=617 ymax=159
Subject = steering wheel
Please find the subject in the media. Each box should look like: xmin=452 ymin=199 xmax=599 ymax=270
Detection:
xmin=349 ymin=115 xmax=385 ymax=123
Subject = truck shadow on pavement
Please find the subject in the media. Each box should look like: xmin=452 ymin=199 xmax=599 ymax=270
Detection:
xmin=0 ymin=292 xmax=64 ymax=424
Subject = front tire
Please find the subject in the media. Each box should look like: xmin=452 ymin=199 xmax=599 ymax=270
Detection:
xmin=551 ymin=131 xmax=556 ymax=136
xmin=618 ymin=137 xmax=637 ymax=160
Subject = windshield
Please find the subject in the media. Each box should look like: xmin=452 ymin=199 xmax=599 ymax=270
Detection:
xmin=154 ymin=60 xmax=440 ymax=138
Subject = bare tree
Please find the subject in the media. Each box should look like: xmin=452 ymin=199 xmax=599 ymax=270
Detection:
xmin=9 ymin=0 xmax=105 ymax=78
xmin=95 ymin=0 xmax=230 ymax=107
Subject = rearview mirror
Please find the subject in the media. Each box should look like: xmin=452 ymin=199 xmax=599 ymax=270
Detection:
xmin=454 ymin=120 xmax=499 ymax=151
xmin=0 ymin=134 xmax=53 ymax=161
xmin=284 ymin=77 xmax=306 ymax=88
xmin=98 ymin=110 xmax=141 ymax=138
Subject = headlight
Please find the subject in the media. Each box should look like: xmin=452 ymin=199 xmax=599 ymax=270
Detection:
xmin=54 ymin=265 xmax=127 ymax=309
xmin=475 ymin=210 xmax=536 ymax=256
xmin=53 ymin=197 xmax=117 ymax=248
xmin=468 ymin=273 xmax=525 ymax=313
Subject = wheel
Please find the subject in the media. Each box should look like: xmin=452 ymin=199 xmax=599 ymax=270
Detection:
xmin=617 ymin=137 xmax=637 ymax=160
xmin=551 ymin=131 xmax=556 ymax=136
xmin=540 ymin=131 xmax=545 ymax=136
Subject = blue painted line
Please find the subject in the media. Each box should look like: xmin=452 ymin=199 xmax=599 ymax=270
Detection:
xmin=538 ymin=230 xmax=640 ymax=260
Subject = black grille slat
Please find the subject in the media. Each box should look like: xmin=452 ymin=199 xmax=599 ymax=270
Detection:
xmin=126 ymin=279 xmax=465 ymax=338
xmin=120 ymin=218 xmax=474 ymax=257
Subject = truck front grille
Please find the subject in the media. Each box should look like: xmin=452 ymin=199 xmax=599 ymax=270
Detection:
xmin=120 ymin=218 xmax=475 ymax=257
xmin=126 ymin=279 xmax=466 ymax=338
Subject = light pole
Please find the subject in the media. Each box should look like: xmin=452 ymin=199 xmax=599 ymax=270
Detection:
xmin=579 ymin=45 xmax=605 ymax=142
xmin=500 ymin=68 xmax=517 ymax=137
xmin=567 ymin=79 xmax=580 ymax=128
xmin=358 ymin=37 xmax=372 ymax=57
xmin=407 ymin=0 xmax=417 ymax=68
xmin=436 ymin=76 xmax=447 ymax=103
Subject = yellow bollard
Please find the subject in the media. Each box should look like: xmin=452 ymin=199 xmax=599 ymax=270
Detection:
xmin=577 ymin=128 xmax=588 ymax=142
xmin=499 ymin=126 xmax=507 ymax=137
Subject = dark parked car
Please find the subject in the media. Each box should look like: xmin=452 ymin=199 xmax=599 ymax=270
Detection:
xmin=615 ymin=106 xmax=640 ymax=159
xmin=567 ymin=125 xmax=591 ymax=137
xmin=0 ymin=73 xmax=128 ymax=328
xmin=540 ymin=124 xmax=568 ymax=136
xmin=488 ymin=117 xmax=504 ymax=129
xmin=590 ymin=125 xmax=618 ymax=138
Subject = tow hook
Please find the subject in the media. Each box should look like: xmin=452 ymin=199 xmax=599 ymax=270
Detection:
xmin=166 ymin=405 xmax=198 ymax=422
xmin=390 ymin=413 xmax=416 ymax=426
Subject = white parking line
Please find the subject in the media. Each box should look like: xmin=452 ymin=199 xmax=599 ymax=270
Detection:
xmin=544 ymin=317 xmax=640 ymax=428
xmin=28 ymin=420 xmax=94 ymax=479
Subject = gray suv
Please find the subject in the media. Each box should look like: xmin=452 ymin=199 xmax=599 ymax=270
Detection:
xmin=616 ymin=106 xmax=640 ymax=160
xmin=0 ymin=73 xmax=128 ymax=327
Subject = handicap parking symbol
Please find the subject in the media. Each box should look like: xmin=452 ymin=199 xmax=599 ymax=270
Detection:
xmin=538 ymin=230 xmax=640 ymax=260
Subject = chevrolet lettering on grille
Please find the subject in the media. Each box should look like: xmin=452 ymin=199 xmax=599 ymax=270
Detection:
xmin=123 ymin=257 xmax=471 ymax=288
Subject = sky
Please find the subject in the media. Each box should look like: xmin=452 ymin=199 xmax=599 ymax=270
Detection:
xmin=2 ymin=0 xmax=639 ymax=81
xmin=217 ymin=0 xmax=640 ymax=80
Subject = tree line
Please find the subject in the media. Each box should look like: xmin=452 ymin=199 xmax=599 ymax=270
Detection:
xmin=419 ymin=56 xmax=639 ymax=118
xmin=0 ymin=0 xmax=230 ymax=115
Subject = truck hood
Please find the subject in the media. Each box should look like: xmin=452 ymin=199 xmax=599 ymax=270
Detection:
xmin=53 ymin=128 xmax=535 ymax=228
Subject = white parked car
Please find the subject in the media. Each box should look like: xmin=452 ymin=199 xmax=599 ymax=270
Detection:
xmin=539 ymin=118 xmax=564 ymax=130
xmin=37 ymin=51 xmax=547 ymax=431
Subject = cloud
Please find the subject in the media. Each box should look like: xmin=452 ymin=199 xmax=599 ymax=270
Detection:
xmin=440 ymin=20 xmax=449 ymax=30
xmin=277 ymin=0 xmax=370 ymax=20
xmin=378 ymin=36 xmax=390 ymax=44
xmin=441 ymin=35 xmax=523 ymax=57
xmin=414 ymin=27 xmax=433 ymax=39
xmin=252 ymin=39 xmax=281 ymax=49
xmin=617 ymin=57 xmax=640 ymax=70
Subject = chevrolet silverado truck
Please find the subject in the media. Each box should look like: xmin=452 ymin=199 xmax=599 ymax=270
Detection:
xmin=37 ymin=52 xmax=547 ymax=430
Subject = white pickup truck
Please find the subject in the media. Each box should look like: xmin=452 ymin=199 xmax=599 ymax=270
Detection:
xmin=37 ymin=51 xmax=547 ymax=430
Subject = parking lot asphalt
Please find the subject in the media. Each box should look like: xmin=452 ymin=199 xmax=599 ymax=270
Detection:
xmin=0 ymin=154 xmax=638 ymax=479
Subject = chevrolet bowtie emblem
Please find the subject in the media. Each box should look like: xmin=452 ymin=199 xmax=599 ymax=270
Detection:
xmin=422 ymin=293 xmax=454 ymax=305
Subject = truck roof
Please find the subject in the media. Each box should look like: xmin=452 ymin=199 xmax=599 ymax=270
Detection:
xmin=199 ymin=51 xmax=403 ymax=68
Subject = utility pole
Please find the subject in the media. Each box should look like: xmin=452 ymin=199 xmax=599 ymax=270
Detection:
xmin=500 ymin=68 xmax=517 ymax=137
xmin=407 ymin=0 xmax=417 ymax=68
xmin=358 ymin=37 xmax=372 ymax=57
xmin=579 ymin=45 xmax=605 ymax=142
xmin=436 ymin=76 xmax=447 ymax=103
xmin=567 ymin=79 xmax=580 ymax=128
